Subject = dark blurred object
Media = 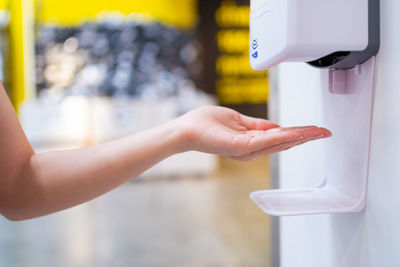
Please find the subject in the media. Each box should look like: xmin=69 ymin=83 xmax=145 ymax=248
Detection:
xmin=225 ymin=103 xmax=267 ymax=119
xmin=35 ymin=17 xmax=203 ymax=99
xmin=197 ymin=0 xmax=220 ymax=96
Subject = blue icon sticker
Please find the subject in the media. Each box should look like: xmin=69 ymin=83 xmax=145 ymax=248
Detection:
xmin=252 ymin=39 xmax=258 ymax=50
xmin=251 ymin=38 xmax=259 ymax=58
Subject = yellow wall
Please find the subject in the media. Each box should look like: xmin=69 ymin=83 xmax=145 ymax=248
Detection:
xmin=36 ymin=0 xmax=198 ymax=28
xmin=0 ymin=0 xmax=7 ymax=9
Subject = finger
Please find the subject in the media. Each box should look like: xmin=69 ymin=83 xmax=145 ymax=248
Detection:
xmin=234 ymin=130 xmax=305 ymax=154
xmin=246 ymin=127 xmax=330 ymax=151
xmin=244 ymin=127 xmax=326 ymax=139
xmin=232 ymin=138 xmax=301 ymax=161
xmin=246 ymin=127 xmax=317 ymax=136
xmin=243 ymin=134 xmax=327 ymax=161
xmin=256 ymin=135 xmax=324 ymax=156
xmin=292 ymin=127 xmax=331 ymax=139
xmin=230 ymin=126 xmax=331 ymax=157
xmin=265 ymin=126 xmax=317 ymax=133
xmin=266 ymin=126 xmax=332 ymax=137
xmin=231 ymin=127 xmax=331 ymax=160
xmin=239 ymin=114 xmax=280 ymax=130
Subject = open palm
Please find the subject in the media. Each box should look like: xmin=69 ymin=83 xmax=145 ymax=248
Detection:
xmin=178 ymin=106 xmax=331 ymax=161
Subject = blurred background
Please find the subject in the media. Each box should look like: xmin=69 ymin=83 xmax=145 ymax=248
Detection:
xmin=0 ymin=0 xmax=272 ymax=266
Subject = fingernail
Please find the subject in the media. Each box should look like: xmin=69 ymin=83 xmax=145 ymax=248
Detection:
xmin=310 ymin=134 xmax=325 ymax=139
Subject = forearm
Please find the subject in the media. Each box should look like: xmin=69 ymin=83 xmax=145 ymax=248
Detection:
xmin=0 ymin=104 xmax=330 ymax=221
xmin=2 ymin=120 xmax=185 ymax=220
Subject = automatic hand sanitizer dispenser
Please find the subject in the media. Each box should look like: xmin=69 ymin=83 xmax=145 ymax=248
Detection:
xmin=249 ymin=0 xmax=380 ymax=216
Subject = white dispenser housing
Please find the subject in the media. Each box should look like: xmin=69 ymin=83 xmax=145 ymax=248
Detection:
xmin=249 ymin=0 xmax=380 ymax=216
xmin=249 ymin=0 xmax=374 ymax=71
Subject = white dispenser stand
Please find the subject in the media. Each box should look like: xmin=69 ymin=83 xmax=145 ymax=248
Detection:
xmin=250 ymin=57 xmax=376 ymax=216
xmin=248 ymin=0 xmax=379 ymax=216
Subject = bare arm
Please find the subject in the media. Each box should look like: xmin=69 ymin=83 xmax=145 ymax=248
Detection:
xmin=0 ymin=84 xmax=331 ymax=220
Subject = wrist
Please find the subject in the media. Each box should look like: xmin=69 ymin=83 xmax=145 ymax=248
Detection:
xmin=167 ymin=116 xmax=195 ymax=154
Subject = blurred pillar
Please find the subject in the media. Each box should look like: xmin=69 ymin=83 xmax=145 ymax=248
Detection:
xmin=9 ymin=0 xmax=35 ymax=110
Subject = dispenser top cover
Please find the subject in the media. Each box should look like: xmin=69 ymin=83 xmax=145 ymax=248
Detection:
xmin=249 ymin=0 xmax=379 ymax=71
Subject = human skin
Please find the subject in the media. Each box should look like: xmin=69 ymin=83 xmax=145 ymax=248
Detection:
xmin=0 ymin=84 xmax=331 ymax=221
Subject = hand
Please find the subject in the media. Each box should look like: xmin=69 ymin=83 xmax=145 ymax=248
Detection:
xmin=177 ymin=106 xmax=331 ymax=161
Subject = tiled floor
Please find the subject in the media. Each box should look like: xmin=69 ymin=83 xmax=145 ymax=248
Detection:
xmin=0 ymin=157 xmax=271 ymax=267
